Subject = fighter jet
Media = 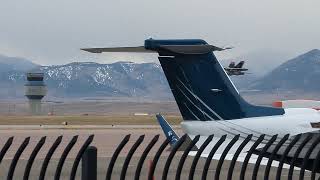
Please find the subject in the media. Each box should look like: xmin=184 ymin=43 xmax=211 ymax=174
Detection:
xmin=224 ymin=61 xmax=248 ymax=76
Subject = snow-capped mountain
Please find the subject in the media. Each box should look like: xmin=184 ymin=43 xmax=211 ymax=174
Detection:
xmin=0 ymin=61 xmax=171 ymax=99
xmin=2 ymin=49 xmax=320 ymax=99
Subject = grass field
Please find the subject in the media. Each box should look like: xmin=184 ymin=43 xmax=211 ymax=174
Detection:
xmin=0 ymin=115 xmax=182 ymax=125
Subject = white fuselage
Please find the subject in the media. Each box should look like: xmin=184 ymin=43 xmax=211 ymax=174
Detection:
xmin=182 ymin=108 xmax=319 ymax=138
xmin=181 ymin=108 xmax=320 ymax=162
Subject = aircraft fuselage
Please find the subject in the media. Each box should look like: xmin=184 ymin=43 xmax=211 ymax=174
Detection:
xmin=181 ymin=108 xmax=320 ymax=138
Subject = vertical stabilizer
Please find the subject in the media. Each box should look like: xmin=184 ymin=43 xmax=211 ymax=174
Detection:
xmin=81 ymin=38 xmax=285 ymax=121
xmin=144 ymin=39 xmax=284 ymax=121
xmin=156 ymin=113 xmax=198 ymax=151
xmin=156 ymin=113 xmax=179 ymax=146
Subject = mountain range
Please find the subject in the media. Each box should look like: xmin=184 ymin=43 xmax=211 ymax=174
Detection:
xmin=40 ymin=61 xmax=170 ymax=98
xmin=0 ymin=49 xmax=320 ymax=99
xmin=250 ymin=49 xmax=320 ymax=92
xmin=0 ymin=55 xmax=38 ymax=72
xmin=0 ymin=56 xmax=171 ymax=99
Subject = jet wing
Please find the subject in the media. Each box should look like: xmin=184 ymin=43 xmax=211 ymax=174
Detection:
xmin=188 ymin=135 xmax=277 ymax=167
xmin=224 ymin=68 xmax=249 ymax=71
xmin=253 ymin=132 xmax=320 ymax=172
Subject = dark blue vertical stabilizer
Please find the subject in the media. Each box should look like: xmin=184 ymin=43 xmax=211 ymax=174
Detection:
xmin=156 ymin=114 xmax=179 ymax=146
xmin=145 ymin=39 xmax=284 ymax=121
xmin=81 ymin=38 xmax=284 ymax=121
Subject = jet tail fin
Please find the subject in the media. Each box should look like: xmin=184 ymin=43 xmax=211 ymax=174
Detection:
xmin=235 ymin=61 xmax=245 ymax=68
xmin=82 ymin=38 xmax=284 ymax=121
xmin=156 ymin=113 xmax=198 ymax=151
xmin=228 ymin=62 xmax=235 ymax=68
xmin=156 ymin=113 xmax=180 ymax=146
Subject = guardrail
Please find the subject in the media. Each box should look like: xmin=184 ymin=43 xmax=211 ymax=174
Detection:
xmin=0 ymin=133 xmax=319 ymax=179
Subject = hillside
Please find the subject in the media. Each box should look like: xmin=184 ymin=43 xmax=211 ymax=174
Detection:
xmin=2 ymin=49 xmax=320 ymax=100
xmin=250 ymin=49 xmax=320 ymax=92
xmin=0 ymin=55 xmax=38 ymax=72
xmin=1 ymin=61 xmax=172 ymax=99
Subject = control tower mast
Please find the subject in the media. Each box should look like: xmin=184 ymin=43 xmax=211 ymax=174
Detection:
xmin=25 ymin=72 xmax=47 ymax=115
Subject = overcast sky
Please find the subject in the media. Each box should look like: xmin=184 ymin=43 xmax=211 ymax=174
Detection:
xmin=0 ymin=0 xmax=319 ymax=65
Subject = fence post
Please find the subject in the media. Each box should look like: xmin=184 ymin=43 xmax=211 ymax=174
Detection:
xmin=82 ymin=146 xmax=97 ymax=180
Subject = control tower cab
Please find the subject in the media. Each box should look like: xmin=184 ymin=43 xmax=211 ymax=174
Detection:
xmin=25 ymin=72 xmax=47 ymax=115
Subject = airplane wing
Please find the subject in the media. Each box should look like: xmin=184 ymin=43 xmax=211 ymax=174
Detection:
xmin=253 ymin=132 xmax=320 ymax=172
xmin=187 ymin=135 xmax=278 ymax=167
xmin=224 ymin=68 xmax=248 ymax=71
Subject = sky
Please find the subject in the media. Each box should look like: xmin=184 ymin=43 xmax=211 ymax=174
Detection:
xmin=0 ymin=0 xmax=319 ymax=66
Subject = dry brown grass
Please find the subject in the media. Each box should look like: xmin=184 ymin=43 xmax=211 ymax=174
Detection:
xmin=0 ymin=115 xmax=182 ymax=125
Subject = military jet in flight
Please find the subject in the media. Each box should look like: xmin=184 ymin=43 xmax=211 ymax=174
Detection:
xmin=224 ymin=61 xmax=248 ymax=76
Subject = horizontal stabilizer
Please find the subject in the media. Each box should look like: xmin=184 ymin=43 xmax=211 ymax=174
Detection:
xmin=82 ymin=44 xmax=232 ymax=54
xmin=81 ymin=46 xmax=155 ymax=53
xmin=159 ymin=45 xmax=231 ymax=54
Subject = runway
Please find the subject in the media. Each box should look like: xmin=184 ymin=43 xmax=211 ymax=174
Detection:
xmin=0 ymin=124 xmax=181 ymax=130
xmin=0 ymin=125 xmax=178 ymax=159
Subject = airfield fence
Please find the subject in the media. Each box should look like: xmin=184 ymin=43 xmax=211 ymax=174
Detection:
xmin=0 ymin=134 xmax=320 ymax=179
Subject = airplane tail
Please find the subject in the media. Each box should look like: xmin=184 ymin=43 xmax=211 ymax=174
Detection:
xmin=82 ymin=38 xmax=284 ymax=121
xmin=156 ymin=113 xmax=179 ymax=146
xmin=235 ymin=61 xmax=245 ymax=68
xmin=228 ymin=62 xmax=235 ymax=68
xmin=156 ymin=113 xmax=198 ymax=151
xmin=149 ymin=39 xmax=284 ymax=121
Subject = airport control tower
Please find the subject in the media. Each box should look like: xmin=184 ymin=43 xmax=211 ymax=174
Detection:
xmin=25 ymin=72 xmax=47 ymax=115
